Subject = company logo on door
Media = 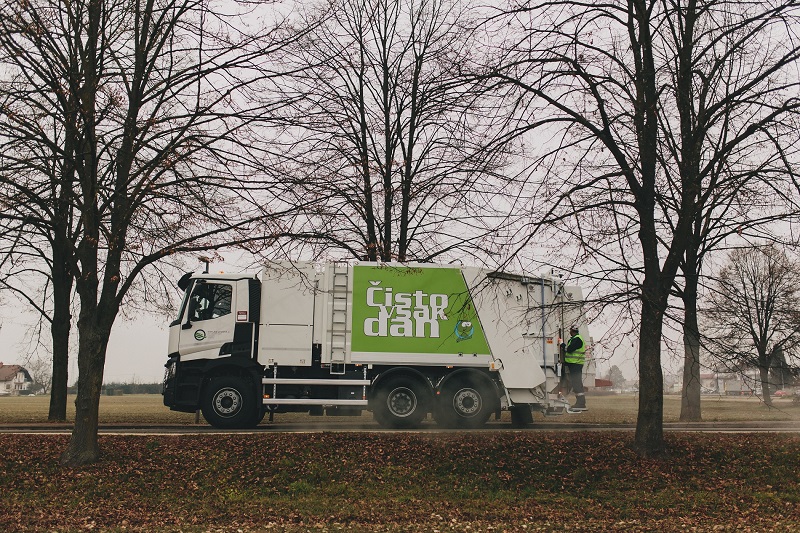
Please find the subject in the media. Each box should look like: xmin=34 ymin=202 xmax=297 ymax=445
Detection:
xmin=364 ymin=282 xmax=448 ymax=338
xmin=351 ymin=266 xmax=491 ymax=355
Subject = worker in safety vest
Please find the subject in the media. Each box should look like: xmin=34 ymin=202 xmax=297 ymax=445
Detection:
xmin=563 ymin=325 xmax=588 ymax=411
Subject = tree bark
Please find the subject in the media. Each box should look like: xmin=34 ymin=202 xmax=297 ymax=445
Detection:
xmin=680 ymin=249 xmax=702 ymax=421
xmin=48 ymin=304 xmax=71 ymax=422
xmin=680 ymin=316 xmax=702 ymax=421
xmin=635 ymin=290 xmax=666 ymax=458
xmin=60 ymin=315 xmax=110 ymax=465
xmin=759 ymin=364 xmax=773 ymax=407
xmin=48 ymin=240 xmax=73 ymax=422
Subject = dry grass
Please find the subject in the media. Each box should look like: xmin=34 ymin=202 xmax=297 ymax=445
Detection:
xmin=0 ymin=394 xmax=197 ymax=425
xmin=0 ymin=392 xmax=797 ymax=425
xmin=562 ymin=392 xmax=800 ymax=424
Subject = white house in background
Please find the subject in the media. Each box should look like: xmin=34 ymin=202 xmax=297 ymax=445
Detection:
xmin=0 ymin=363 xmax=33 ymax=395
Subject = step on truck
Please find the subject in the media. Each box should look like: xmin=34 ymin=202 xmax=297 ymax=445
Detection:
xmin=162 ymin=261 xmax=590 ymax=429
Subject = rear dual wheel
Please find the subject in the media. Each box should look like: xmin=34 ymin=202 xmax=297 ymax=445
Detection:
xmin=435 ymin=376 xmax=497 ymax=429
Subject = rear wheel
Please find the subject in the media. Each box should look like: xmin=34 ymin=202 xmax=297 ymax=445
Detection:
xmin=201 ymin=376 xmax=256 ymax=429
xmin=435 ymin=375 xmax=497 ymax=429
xmin=250 ymin=408 xmax=267 ymax=427
xmin=373 ymin=377 xmax=429 ymax=429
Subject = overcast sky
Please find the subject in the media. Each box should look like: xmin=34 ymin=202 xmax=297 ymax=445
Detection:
xmin=0 ymin=312 xmax=169 ymax=384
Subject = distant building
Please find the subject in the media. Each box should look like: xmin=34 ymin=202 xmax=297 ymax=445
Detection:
xmin=680 ymin=370 xmax=760 ymax=395
xmin=700 ymin=373 xmax=718 ymax=392
xmin=594 ymin=378 xmax=613 ymax=391
xmin=664 ymin=374 xmax=681 ymax=394
xmin=0 ymin=363 xmax=33 ymax=396
xmin=717 ymin=369 xmax=761 ymax=395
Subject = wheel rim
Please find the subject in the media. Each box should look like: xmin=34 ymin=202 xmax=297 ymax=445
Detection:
xmin=213 ymin=387 xmax=242 ymax=417
xmin=452 ymin=387 xmax=481 ymax=417
xmin=387 ymin=387 xmax=417 ymax=418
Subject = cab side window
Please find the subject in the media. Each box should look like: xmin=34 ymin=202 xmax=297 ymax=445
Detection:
xmin=190 ymin=283 xmax=232 ymax=321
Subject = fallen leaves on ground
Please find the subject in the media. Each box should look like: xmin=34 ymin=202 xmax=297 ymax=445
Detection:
xmin=1 ymin=432 xmax=798 ymax=532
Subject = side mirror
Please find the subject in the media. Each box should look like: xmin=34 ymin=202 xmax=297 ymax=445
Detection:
xmin=177 ymin=272 xmax=193 ymax=291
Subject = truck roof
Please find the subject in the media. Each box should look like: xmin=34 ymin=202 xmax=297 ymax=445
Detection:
xmin=191 ymin=272 xmax=259 ymax=281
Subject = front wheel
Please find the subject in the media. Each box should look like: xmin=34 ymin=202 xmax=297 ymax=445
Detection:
xmin=201 ymin=376 xmax=257 ymax=429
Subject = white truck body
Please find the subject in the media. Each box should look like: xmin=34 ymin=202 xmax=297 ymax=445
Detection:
xmin=163 ymin=261 xmax=590 ymax=428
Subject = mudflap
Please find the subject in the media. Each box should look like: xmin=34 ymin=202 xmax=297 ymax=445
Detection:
xmin=510 ymin=404 xmax=534 ymax=428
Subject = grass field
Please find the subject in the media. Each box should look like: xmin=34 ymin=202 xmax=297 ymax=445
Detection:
xmin=1 ymin=392 xmax=798 ymax=425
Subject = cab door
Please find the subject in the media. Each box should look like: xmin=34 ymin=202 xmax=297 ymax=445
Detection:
xmin=178 ymin=281 xmax=236 ymax=362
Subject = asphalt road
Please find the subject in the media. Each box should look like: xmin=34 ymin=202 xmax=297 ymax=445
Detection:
xmin=2 ymin=420 xmax=799 ymax=434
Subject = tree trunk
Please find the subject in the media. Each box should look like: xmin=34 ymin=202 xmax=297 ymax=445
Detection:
xmin=48 ymin=250 xmax=72 ymax=422
xmin=680 ymin=321 xmax=702 ymax=421
xmin=631 ymin=0 xmax=668 ymax=458
xmin=680 ymin=254 xmax=702 ymax=421
xmin=60 ymin=320 xmax=109 ymax=466
xmin=759 ymin=365 xmax=772 ymax=407
xmin=48 ymin=79 xmax=78 ymax=421
xmin=48 ymin=315 xmax=71 ymax=422
xmin=635 ymin=292 xmax=666 ymax=458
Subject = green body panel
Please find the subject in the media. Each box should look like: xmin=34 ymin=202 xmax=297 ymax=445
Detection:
xmin=350 ymin=266 xmax=491 ymax=355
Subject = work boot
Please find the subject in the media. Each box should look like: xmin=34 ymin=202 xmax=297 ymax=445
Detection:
xmin=571 ymin=394 xmax=588 ymax=412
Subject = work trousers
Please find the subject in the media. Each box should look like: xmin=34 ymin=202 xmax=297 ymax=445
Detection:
xmin=565 ymin=362 xmax=584 ymax=395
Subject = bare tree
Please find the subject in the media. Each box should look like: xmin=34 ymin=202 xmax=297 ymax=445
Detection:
xmin=0 ymin=60 xmax=80 ymax=420
xmin=654 ymin=0 xmax=800 ymax=422
xmin=704 ymin=244 xmax=800 ymax=406
xmin=492 ymin=0 xmax=694 ymax=457
xmin=0 ymin=0 xmax=301 ymax=465
xmin=492 ymin=0 xmax=800 ymax=455
xmin=263 ymin=0 xmax=516 ymax=263
xmin=25 ymin=356 xmax=53 ymax=394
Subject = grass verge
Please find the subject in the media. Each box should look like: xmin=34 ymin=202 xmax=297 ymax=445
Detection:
xmin=1 ymin=393 xmax=798 ymax=425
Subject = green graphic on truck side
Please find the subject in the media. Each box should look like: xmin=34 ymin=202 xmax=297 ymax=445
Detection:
xmin=350 ymin=266 xmax=491 ymax=355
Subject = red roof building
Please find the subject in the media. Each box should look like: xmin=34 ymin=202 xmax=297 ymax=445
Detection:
xmin=0 ymin=363 xmax=33 ymax=395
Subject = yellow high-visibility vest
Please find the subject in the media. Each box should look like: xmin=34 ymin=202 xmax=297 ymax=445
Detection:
xmin=564 ymin=334 xmax=586 ymax=364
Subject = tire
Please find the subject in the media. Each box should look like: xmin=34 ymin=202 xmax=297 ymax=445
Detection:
xmin=373 ymin=376 xmax=429 ymax=429
xmin=435 ymin=375 xmax=497 ymax=429
xmin=249 ymin=407 xmax=267 ymax=428
xmin=201 ymin=376 xmax=256 ymax=429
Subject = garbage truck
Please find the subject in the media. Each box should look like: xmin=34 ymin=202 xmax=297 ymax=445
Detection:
xmin=162 ymin=261 xmax=590 ymax=429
